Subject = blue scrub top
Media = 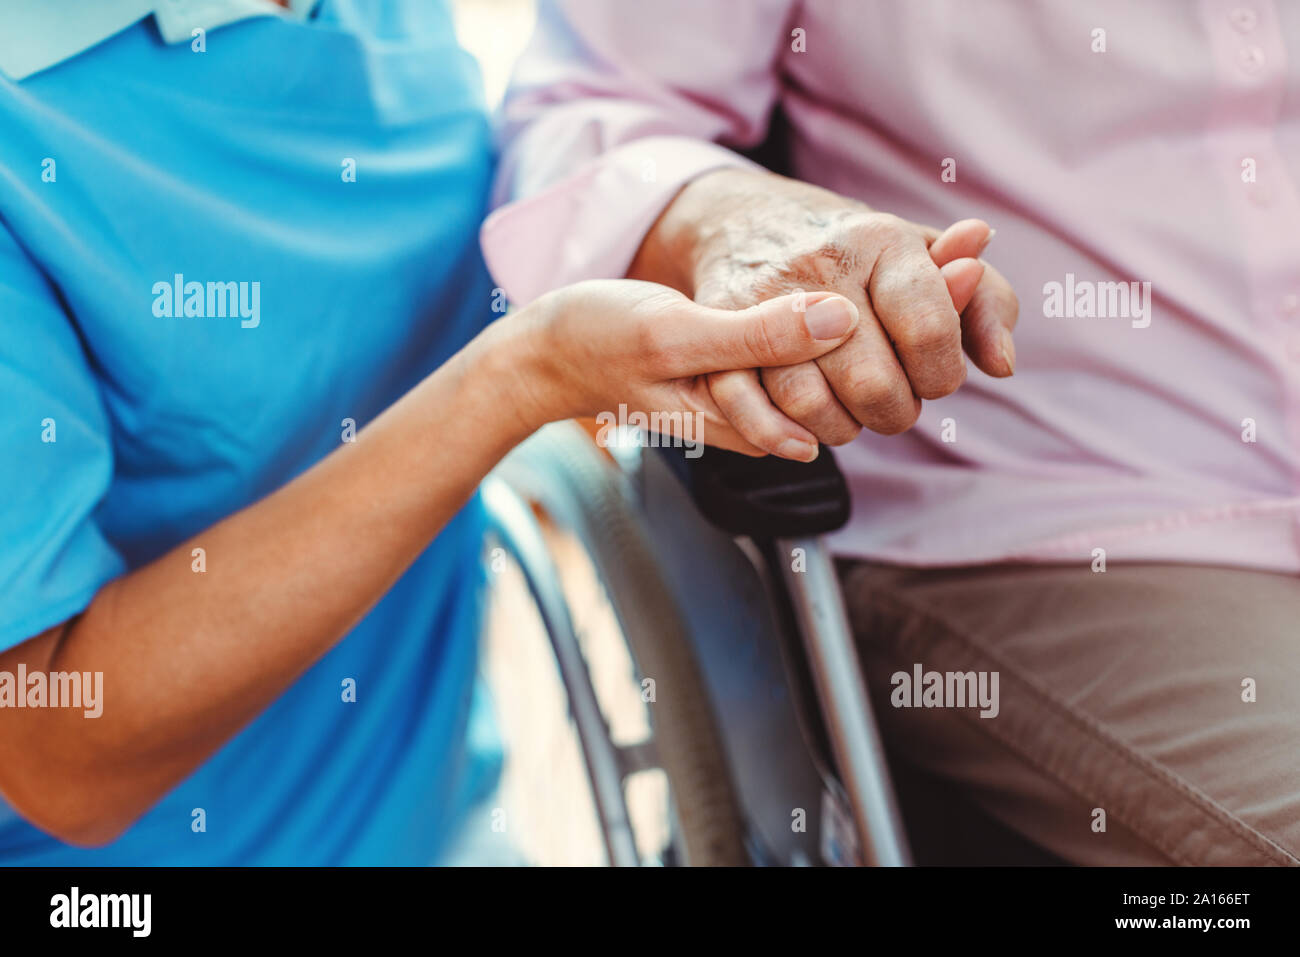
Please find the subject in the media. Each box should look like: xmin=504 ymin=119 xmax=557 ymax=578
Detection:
xmin=0 ymin=0 xmax=502 ymax=864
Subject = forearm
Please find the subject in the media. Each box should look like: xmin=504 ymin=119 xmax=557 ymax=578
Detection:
xmin=0 ymin=272 xmax=859 ymax=846
xmin=0 ymin=315 xmax=547 ymax=845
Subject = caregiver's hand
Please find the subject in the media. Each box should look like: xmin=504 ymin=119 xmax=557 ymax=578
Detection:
xmin=629 ymin=167 xmax=1021 ymax=444
xmin=497 ymin=279 xmax=860 ymax=461
xmin=0 ymin=277 xmax=852 ymax=847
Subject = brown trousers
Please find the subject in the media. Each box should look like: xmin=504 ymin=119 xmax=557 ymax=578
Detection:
xmin=841 ymin=562 xmax=1300 ymax=865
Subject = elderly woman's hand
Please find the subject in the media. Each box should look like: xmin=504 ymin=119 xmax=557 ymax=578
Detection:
xmin=631 ymin=168 xmax=1020 ymax=444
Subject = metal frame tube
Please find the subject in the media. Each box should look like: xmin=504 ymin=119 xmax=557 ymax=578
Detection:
xmin=481 ymin=478 xmax=641 ymax=867
xmin=775 ymin=534 xmax=912 ymax=866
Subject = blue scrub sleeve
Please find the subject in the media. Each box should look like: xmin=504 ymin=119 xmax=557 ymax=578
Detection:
xmin=0 ymin=220 xmax=125 ymax=652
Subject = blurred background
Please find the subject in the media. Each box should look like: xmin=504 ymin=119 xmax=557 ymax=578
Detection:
xmin=453 ymin=0 xmax=536 ymax=111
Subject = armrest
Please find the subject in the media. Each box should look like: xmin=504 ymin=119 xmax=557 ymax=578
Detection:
xmin=656 ymin=444 xmax=850 ymax=539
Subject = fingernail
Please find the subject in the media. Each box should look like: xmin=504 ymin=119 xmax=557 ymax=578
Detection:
xmin=803 ymin=296 xmax=857 ymax=340
xmin=1000 ymin=327 xmax=1016 ymax=375
xmin=978 ymin=228 xmax=997 ymax=255
xmin=778 ymin=438 xmax=819 ymax=461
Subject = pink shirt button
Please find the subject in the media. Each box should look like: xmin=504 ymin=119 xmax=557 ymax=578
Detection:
xmin=1230 ymin=7 xmax=1258 ymax=32
xmin=1238 ymin=45 xmax=1266 ymax=73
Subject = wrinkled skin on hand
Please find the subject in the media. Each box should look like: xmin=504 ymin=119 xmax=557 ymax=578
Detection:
xmin=630 ymin=168 xmax=1020 ymax=454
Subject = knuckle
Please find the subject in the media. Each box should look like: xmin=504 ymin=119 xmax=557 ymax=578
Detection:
xmin=777 ymin=382 xmax=828 ymax=423
xmin=842 ymin=367 xmax=923 ymax=434
xmin=844 ymin=367 xmax=906 ymax=413
xmin=743 ymin=315 xmax=782 ymax=366
xmin=896 ymin=306 xmax=959 ymax=355
xmin=873 ymin=399 xmax=922 ymax=436
xmin=830 ymin=217 xmax=892 ymax=263
xmin=785 ymin=216 xmax=893 ymax=282
xmin=844 ymin=212 xmax=905 ymax=247
xmin=765 ymin=365 xmax=829 ymax=415
xmin=706 ymin=369 xmax=750 ymax=409
xmin=913 ymin=363 xmax=966 ymax=400
xmin=769 ymin=374 xmax=862 ymax=444
xmin=822 ymin=420 xmax=863 ymax=446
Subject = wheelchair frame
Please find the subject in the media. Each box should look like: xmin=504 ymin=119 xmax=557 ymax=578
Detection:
xmin=483 ymin=422 xmax=910 ymax=866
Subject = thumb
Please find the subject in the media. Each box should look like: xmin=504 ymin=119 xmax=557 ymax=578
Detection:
xmin=665 ymin=292 xmax=859 ymax=376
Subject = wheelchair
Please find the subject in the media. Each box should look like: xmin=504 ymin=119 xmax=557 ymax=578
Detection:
xmin=482 ymin=420 xmax=911 ymax=866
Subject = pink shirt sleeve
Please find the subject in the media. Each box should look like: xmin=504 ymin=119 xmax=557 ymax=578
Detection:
xmin=481 ymin=0 xmax=796 ymax=305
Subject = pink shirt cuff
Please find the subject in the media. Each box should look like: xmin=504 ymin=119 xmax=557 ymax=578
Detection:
xmin=480 ymin=135 xmax=760 ymax=305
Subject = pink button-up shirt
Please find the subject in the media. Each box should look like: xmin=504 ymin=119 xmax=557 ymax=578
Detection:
xmin=482 ymin=0 xmax=1300 ymax=571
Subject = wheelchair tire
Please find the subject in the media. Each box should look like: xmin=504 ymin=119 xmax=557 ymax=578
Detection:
xmin=497 ymin=423 xmax=749 ymax=866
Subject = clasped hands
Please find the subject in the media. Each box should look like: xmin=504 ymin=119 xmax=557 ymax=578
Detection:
xmin=495 ymin=168 xmax=1019 ymax=461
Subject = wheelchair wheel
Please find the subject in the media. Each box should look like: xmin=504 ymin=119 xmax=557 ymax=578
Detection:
xmin=489 ymin=423 xmax=749 ymax=866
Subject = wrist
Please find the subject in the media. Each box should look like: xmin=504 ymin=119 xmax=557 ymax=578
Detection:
xmin=629 ymin=167 xmax=758 ymax=295
xmin=464 ymin=299 xmax=565 ymax=442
